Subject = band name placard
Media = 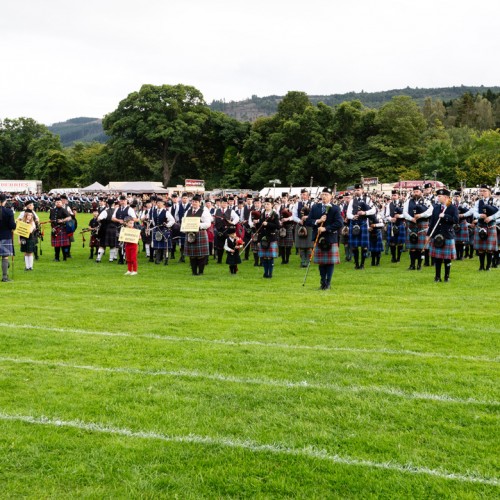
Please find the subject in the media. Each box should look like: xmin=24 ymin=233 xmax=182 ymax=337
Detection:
xmin=14 ymin=221 xmax=34 ymax=238
xmin=118 ymin=227 xmax=141 ymax=244
xmin=180 ymin=218 xmax=201 ymax=233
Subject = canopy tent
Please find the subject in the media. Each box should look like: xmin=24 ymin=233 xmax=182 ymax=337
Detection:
xmin=119 ymin=181 xmax=168 ymax=194
xmin=80 ymin=181 xmax=108 ymax=192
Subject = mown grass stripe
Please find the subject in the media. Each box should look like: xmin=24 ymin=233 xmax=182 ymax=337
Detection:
xmin=0 ymin=356 xmax=497 ymax=406
xmin=0 ymin=412 xmax=497 ymax=487
xmin=0 ymin=322 xmax=497 ymax=364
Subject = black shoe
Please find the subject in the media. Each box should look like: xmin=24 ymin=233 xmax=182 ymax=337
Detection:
xmin=53 ymin=258 xmax=60 ymax=262
xmin=2 ymin=277 xmax=12 ymax=282
xmin=407 ymin=266 xmax=415 ymax=270
xmin=444 ymin=277 xmax=450 ymax=282
xmin=179 ymin=256 xmax=185 ymax=263
xmin=434 ymin=277 xmax=442 ymax=282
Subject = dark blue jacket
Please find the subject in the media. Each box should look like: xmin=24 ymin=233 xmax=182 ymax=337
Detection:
xmin=427 ymin=203 xmax=459 ymax=239
xmin=0 ymin=206 xmax=17 ymax=239
xmin=306 ymin=203 xmax=344 ymax=244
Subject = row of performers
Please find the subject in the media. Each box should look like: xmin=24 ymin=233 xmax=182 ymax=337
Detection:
xmin=79 ymin=185 xmax=499 ymax=286
xmin=12 ymin=184 xmax=500 ymax=280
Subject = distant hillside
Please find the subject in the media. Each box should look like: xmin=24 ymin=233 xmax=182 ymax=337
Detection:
xmin=50 ymin=86 xmax=500 ymax=145
xmin=48 ymin=117 xmax=108 ymax=147
xmin=209 ymin=85 xmax=500 ymax=121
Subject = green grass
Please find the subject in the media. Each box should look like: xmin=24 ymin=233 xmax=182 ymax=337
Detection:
xmin=0 ymin=213 xmax=498 ymax=498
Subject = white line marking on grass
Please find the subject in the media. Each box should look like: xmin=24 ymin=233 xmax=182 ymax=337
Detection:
xmin=0 ymin=356 xmax=497 ymax=406
xmin=0 ymin=322 xmax=498 ymax=364
xmin=0 ymin=412 xmax=497 ymax=487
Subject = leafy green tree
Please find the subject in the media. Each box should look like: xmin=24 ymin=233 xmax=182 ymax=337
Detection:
xmin=0 ymin=117 xmax=48 ymax=178
xmin=25 ymin=133 xmax=71 ymax=189
xmin=458 ymin=130 xmax=500 ymax=186
xmin=103 ymin=84 xmax=209 ymax=187
xmin=367 ymin=96 xmax=427 ymax=181
xmin=66 ymin=142 xmax=107 ymax=186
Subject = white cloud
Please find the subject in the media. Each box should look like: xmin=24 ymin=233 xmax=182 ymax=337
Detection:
xmin=1 ymin=0 xmax=498 ymax=124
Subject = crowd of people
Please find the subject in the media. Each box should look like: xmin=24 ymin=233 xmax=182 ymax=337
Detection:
xmin=0 ymin=182 xmax=499 ymax=288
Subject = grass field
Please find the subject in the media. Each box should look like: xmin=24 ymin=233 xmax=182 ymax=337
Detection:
xmin=0 ymin=213 xmax=498 ymax=498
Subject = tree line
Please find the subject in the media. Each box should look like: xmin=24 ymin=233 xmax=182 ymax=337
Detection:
xmin=1 ymin=84 xmax=499 ymax=190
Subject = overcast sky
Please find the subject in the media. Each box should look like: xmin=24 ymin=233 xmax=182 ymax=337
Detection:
xmin=1 ymin=0 xmax=498 ymax=125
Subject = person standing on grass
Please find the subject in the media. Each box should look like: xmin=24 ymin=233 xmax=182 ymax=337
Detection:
xmin=224 ymin=226 xmax=243 ymax=274
xmin=49 ymin=197 xmax=72 ymax=262
xmin=183 ymin=194 xmax=212 ymax=276
xmin=306 ymin=187 xmax=344 ymax=290
xmin=0 ymin=193 xmax=16 ymax=282
xmin=19 ymin=209 xmax=37 ymax=271
xmin=255 ymin=198 xmax=280 ymax=279
xmin=292 ymin=188 xmax=314 ymax=268
xmin=426 ymin=188 xmax=459 ymax=283
xmin=346 ymin=184 xmax=376 ymax=270
xmin=123 ymin=217 xmax=140 ymax=276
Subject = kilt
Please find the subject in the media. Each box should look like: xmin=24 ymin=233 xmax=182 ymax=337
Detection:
xmin=406 ymin=221 xmax=428 ymax=251
xmin=349 ymin=220 xmax=369 ymax=248
xmin=294 ymin=224 xmax=313 ymax=248
xmin=184 ymin=230 xmax=209 ymax=258
xmin=258 ymin=241 xmax=278 ymax=258
xmin=51 ymin=227 xmax=70 ymax=247
xmin=456 ymin=220 xmax=469 ymax=243
xmin=226 ymin=250 xmax=242 ymax=265
xmin=20 ymin=235 xmax=36 ymax=253
xmin=89 ymin=235 xmax=100 ymax=248
xmin=278 ymin=224 xmax=294 ymax=247
xmin=387 ymin=222 xmax=407 ymax=245
xmin=474 ymin=224 xmax=497 ymax=252
xmin=368 ymin=231 xmax=384 ymax=253
xmin=430 ymin=238 xmax=456 ymax=260
xmin=314 ymin=243 xmax=340 ymax=265
xmin=0 ymin=238 xmax=14 ymax=257
xmin=251 ymin=234 xmax=259 ymax=253
xmin=101 ymin=223 xmax=118 ymax=248
xmin=151 ymin=227 xmax=171 ymax=250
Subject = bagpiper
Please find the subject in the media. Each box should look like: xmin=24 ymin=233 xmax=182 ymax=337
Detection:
xmin=403 ymin=185 xmax=433 ymax=270
xmin=426 ymin=188 xmax=459 ymax=282
xmin=292 ymin=188 xmax=314 ymax=268
xmin=305 ymin=187 xmax=344 ymax=290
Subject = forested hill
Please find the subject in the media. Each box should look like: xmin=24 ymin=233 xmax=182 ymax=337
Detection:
xmin=48 ymin=117 xmax=108 ymax=147
xmin=49 ymin=86 xmax=500 ymax=145
xmin=209 ymin=85 xmax=500 ymax=121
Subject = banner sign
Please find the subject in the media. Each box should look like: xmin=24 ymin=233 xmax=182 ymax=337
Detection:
xmin=14 ymin=221 xmax=34 ymax=238
xmin=118 ymin=227 xmax=141 ymax=244
xmin=185 ymin=179 xmax=205 ymax=188
xmin=180 ymin=217 xmax=201 ymax=233
xmin=363 ymin=177 xmax=379 ymax=186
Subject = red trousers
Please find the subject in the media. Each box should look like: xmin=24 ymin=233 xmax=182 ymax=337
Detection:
xmin=125 ymin=243 xmax=138 ymax=272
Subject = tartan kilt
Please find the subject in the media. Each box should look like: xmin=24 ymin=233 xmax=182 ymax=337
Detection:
xmin=151 ymin=227 xmax=171 ymax=250
xmin=258 ymin=241 xmax=278 ymax=258
xmin=51 ymin=227 xmax=70 ymax=247
xmin=430 ymin=238 xmax=456 ymax=260
xmin=0 ymin=238 xmax=14 ymax=256
xmin=89 ymin=234 xmax=100 ymax=248
xmin=251 ymin=234 xmax=260 ymax=253
xmin=406 ymin=221 xmax=428 ymax=250
xmin=474 ymin=224 xmax=497 ymax=252
xmin=387 ymin=222 xmax=407 ymax=245
xmin=368 ymin=231 xmax=384 ymax=253
xmin=279 ymin=224 xmax=295 ymax=247
xmin=349 ymin=220 xmax=369 ymax=248
xmin=294 ymin=224 xmax=314 ymax=248
xmin=20 ymin=235 xmax=37 ymax=253
xmin=184 ymin=230 xmax=209 ymax=257
xmin=456 ymin=220 xmax=469 ymax=242
xmin=101 ymin=223 xmax=118 ymax=248
xmin=314 ymin=243 xmax=340 ymax=265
